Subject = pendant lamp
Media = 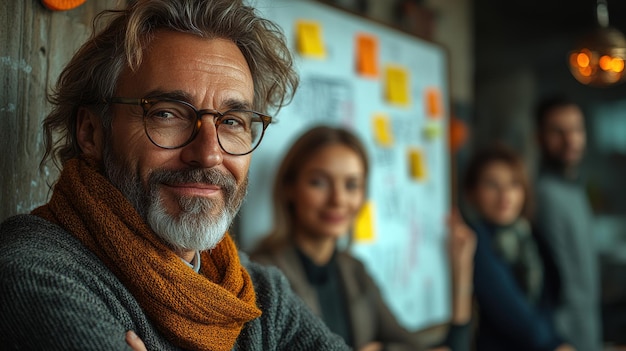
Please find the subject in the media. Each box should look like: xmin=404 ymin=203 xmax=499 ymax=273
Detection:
xmin=568 ymin=0 xmax=626 ymax=86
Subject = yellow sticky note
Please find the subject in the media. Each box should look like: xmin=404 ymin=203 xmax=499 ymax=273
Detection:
xmin=372 ymin=113 xmax=394 ymax=147
xmin=425 ymin=87 xmax=442 ymax=118
xmin=384 ymin=65 xmax=410 ymax=106
xmin=408 ymin=148 xmax=427 ymax=181
xmin=354 ymin=201 xmax=376 ymax=243
xmin=296 ymin=20 xmax=326 ymax=58
xmin=356 ymin=33 xmax=378 ymax=78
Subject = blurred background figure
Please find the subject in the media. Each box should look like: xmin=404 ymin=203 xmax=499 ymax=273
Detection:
xmin=250 ymin=126 xmax=475 ymax=351
xmin=463 ymin=144 xmax=573 ymax=351
xmin=534 ymin=96 xmax=602 ymax=351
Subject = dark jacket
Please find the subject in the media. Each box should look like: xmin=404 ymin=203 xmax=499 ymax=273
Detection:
xmin=471 ymin=219 xmax=564 ymax=351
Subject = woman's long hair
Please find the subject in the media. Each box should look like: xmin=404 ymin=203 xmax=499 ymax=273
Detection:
xmin=254 ymin=125 xmax=369 ymax=253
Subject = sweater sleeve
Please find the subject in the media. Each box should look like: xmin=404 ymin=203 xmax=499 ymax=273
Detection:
xmin=0 ymin=216 xmax=142 ymax=350
xmin=472 ymin=225 xmax=562 ymax=351
xmin=535 ymin=184 xmax=571 ymax=301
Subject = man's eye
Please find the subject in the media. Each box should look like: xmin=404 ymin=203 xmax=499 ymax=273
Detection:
xmin=152 ymin=110 xmax=179 ymax=119
xmin=222 ymin=118 xmax=244 ymax=127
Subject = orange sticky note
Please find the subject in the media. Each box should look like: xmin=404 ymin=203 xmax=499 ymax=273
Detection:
xmin=356 ymin=33 xmax=378 ymax=77
xmin=296 ymin=20 xmax=326 ymax=58
xmin=354 ymin=201 xmax=376 ymax=243
xmin=425 ymin=87 xmax=442 ymax=118
xmin=384 ymin=65 xmax=410 ymax=106
xmin=372 ymin=113 xmax=394 ymax=147
xmin=408 ymin=148 xmax=427 ymax=181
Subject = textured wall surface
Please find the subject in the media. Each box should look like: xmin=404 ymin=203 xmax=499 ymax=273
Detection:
xmin=0 ymin=1 xmax=122 ymax=221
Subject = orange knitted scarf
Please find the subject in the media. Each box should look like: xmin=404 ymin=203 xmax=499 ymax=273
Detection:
xmin=32 ymin=157 xmax=261 ymax=351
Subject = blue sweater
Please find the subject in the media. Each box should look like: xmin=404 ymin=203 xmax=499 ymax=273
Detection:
xmin=471 ymin=220 xmax=563 ymax=351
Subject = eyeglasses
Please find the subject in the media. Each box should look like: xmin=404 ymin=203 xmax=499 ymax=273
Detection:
xmin=106 ymin=97 xmax=272 ymax=156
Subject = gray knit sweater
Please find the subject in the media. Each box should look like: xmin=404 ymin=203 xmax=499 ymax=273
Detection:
xmin=535 ymin=170 xmax=601 ymax=351
xmin=0 ymin=215 xmax=350 ymax=350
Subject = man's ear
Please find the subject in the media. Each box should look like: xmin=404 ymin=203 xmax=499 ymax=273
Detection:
xmin=76 ymin=107 xmax=105 ymax=161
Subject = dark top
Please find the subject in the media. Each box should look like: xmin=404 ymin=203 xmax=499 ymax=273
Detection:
xmin=296 ymin=248 xmax=355 ymax=347
xmin=471 ymin=219 xmax=564 ymax=351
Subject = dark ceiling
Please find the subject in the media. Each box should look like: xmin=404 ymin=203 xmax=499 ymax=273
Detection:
xmin=475 ymin=0 xmax=626 ymax=67
xmin=474 ymin=0 xmax=626 ymax=104
xmin=477 ymin=0 xmax=626 ymax=35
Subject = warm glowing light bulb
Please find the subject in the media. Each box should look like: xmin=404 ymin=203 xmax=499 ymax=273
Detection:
xmin=599 ymin=55 xmax=613 ymax=70
xmin=577 ymin=52 xmax=590 ymax=67
xmin=568 ymin=26 xmax=626 ymax=86
xmin=580 ymin=66 xmax=592 ymax=77
xmin=612 ymin=57 xmax=624 ymax=72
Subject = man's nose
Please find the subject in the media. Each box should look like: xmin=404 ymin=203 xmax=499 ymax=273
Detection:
xmin=179 ymin=120 xmax=224 ymax=168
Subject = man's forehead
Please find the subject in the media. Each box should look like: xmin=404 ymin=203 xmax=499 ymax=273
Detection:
xmin=115 ymin=32 xmax=254 ymax=107
xmin=546 ymin=105 xmax=584 ymax=125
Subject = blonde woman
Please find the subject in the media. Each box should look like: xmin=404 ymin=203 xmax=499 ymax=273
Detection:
xmin=251 ymin=126 xmax=475 ymax=351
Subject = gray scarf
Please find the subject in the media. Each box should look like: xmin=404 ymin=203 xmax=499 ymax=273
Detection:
xmin=492 ymin=218 xmax=544 ymax=303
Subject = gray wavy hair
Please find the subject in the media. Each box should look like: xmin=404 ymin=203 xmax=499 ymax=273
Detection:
xmin=42 ymin=0 xmax=298 ymax=168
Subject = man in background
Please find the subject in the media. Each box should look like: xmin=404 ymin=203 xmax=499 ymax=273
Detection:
xmin=534 ymin=96 xmax=602 ymax=351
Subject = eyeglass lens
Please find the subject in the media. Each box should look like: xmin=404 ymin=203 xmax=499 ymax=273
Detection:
xmin=143 ymin=100 xmax=264 ymax=155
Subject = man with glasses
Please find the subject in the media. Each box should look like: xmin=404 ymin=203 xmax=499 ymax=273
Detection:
xmin=0 ymin=0 xmax=348 ymax=350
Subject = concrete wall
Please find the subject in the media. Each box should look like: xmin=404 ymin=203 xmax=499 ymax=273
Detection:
xmin=0 ymin=1 xmax=119 ymax=221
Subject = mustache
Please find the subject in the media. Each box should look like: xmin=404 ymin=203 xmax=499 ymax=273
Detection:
xmin=148 ymin=168 xmax=237 ymax=196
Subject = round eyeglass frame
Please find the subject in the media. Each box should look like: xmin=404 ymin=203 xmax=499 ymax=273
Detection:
xmin=106 ymin=97 xmax=272 ymax=156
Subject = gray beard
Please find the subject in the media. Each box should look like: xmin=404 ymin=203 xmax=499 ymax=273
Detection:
xmin=103 ymin=143 xmax=247 ymax=252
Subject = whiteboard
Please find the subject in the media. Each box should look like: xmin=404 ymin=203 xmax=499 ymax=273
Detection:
xmin=240 ymin=0 xmax=451 ymax=331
